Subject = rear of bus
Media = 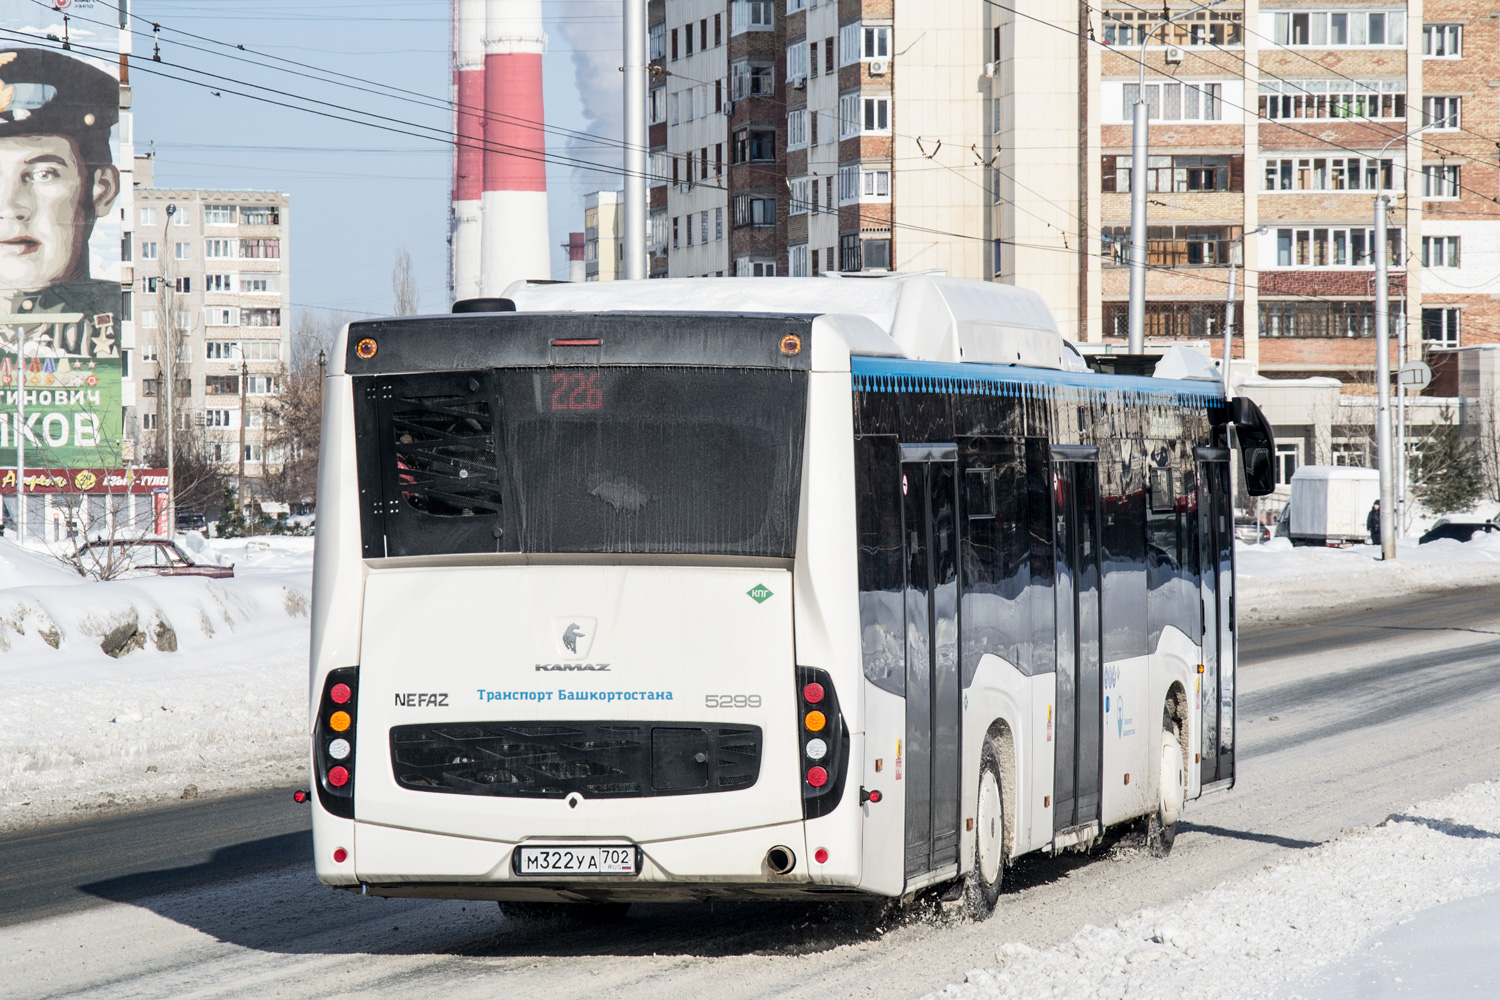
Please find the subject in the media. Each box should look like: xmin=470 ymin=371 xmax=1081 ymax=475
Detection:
xmin=307 ymin=309 xmax=867 ymax=901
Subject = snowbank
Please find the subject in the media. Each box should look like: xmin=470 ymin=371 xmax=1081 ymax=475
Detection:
xmin=1236 ymin=534 xmax=1500 ymax=625
xmin=0 ymin=535 xmax=313 ymax=832
xmin=926 ymin=781 xmax=1500 ymax=1000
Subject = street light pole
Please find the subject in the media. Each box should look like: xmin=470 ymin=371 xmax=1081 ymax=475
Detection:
xmin=1128 ymin=0 xmax=1227 ymax=353
xmin=14 ymin=322 xmax=26 ymax=546
xmin=162 ymin=203 xmax=177 ymax=537
xmin=621 ymin=0 xmax=647 ymax=280
xmin=1371 ymin=123 xmax=1431 ymax=561
xmin=1221 ymin=227 xmax=1269 ymax=401
xmin=238 ymin=356 xmax=248 ymax=527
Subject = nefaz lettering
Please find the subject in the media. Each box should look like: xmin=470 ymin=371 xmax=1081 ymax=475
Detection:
xmin=535 ymin=663 xmax=611 ymax=672
xmin=394 ymin=692 xmax=450 ymax=707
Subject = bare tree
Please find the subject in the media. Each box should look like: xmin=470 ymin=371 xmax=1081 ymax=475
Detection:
xmin=257 ymin=310 xmax=349 ymax=507
xmin=1474 ymin=394 xmax=1500 ymax=504
xmin=392 ymin=246 xmax=420 ymax=316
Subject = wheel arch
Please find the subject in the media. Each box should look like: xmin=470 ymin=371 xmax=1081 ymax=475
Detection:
xmin=1163 ymin=681 xmax=1190 ymax=795
xmin=982 ymin=718 xmax=1018 ymax=863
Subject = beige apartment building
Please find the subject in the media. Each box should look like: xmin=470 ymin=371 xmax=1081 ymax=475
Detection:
xmin=128 ymin=156 xmax=292 ymax=498
xmin=584 ymin=190 xmax=626 ymax=280
xmin=646 ymin=1 xmax=1499 ymax=389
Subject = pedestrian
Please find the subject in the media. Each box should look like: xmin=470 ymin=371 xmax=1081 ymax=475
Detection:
xmin=1367 ymin=499 xmax=1381 ymax=545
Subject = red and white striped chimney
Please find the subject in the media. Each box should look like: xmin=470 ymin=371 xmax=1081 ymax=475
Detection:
xmin=450 ymin=0 xmax=485 ymax=301
xmin=481 ymin=0 xmax=550 ymax=294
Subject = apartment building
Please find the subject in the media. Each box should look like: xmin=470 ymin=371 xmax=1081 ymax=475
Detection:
xmin=583 ymin=190 xmax=626 ymax=280
xmin=129 ymin=159 xmax=292 ymax=497
xmin=642 ymin=2 xmax=1500 ymax=403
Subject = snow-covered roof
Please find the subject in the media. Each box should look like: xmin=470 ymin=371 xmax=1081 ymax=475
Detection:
xmin=501 ymin=273 xmax=1068 ymax=369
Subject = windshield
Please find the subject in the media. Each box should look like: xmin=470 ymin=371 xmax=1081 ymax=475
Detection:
xmin=357 ymin=366 xmax=807 ymax=559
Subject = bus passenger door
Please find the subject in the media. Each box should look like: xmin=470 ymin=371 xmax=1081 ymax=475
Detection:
xmin=1051 ymin=448 xmax=1103 ymax=840
xmin=1196 ymin=448 xmax=1235 ymax=789
xmin=900 ymin=447 xmax=962 ymax=879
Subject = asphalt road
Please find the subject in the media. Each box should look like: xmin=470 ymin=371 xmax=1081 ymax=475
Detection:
xmin=3 ymin=585 xmax=1497 ymax=999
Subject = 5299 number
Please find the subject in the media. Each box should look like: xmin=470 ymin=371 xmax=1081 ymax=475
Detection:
xmin=704 ymin=694 xmax=762 ymax=709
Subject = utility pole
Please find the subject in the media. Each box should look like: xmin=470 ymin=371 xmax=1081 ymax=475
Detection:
xmin=1128 ymin=1 xmax=1225 ymax=353
xmin=1373 ymin=194 xmax=1395 ymax=560
xmin=162 ymin=204 xmax=177 ymax=537
xmin=621 ymin=0 xmax=647 ymax=280
xmin=238 ymin=355 xmax=248 ymax=528
xmin=14 ymin=322 xmax=26 ymax=546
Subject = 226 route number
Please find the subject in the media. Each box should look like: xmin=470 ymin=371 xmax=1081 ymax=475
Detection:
xmin=704 ymin=694 xmax=762 ymax=709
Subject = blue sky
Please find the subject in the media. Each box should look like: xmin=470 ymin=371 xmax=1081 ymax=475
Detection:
xmin=121 ymin=0 xmax=620 ymax=324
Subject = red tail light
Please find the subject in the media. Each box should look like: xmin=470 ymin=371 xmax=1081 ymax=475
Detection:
xmin=797 ymin=667 xmax=847 ymax=818
xmin=315 ymin=667 xmax=359 ymax=818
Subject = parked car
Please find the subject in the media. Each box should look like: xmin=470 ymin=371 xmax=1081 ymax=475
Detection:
xmin=73 ymin=537 xmax=234 ymax=580
xmin=1418 ymin=521 xmax=1500 ymax=545
xmin=175 ymin=511 xmax=208 ymax=532
xmin=1234 ymin=519 xmax=1271 ymax=544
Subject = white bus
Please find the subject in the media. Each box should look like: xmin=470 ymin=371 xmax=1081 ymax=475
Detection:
xmin=307 ymin=275 xmax=1275 ymax=914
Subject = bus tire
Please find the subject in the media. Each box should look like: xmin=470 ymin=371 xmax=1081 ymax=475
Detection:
xmin=1146 ymin=714 xmax=1185 ymax=858
xmin=964 ymin=742 xmax=1006 ymax=917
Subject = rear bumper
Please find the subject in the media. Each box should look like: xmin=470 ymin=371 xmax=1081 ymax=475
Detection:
xmin=316 ymin=817 xmax=879 ymax=902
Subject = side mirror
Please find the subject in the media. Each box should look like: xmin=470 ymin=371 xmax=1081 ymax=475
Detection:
xmin=1229 ymin=396 xmax=1277 ymax=497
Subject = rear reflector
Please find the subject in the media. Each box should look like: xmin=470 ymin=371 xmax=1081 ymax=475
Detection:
xmin=806 ymin=766 xmax=828 ymax=788
xmin=333 ymin=847 xmax=348 ymax=863
xmin=328 ymin=766 xmax=350 ymax=788
xmin=330 ymin=683 xmax=352 ymax=705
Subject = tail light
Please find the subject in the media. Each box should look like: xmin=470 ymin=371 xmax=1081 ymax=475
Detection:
xmin=315 ymin=667 xmax=359 ymax=818
xmin=797 ymin=667 xmax=848 ymax=818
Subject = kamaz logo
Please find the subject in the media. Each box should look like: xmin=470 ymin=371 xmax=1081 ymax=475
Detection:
xmin=535 ymin=663 xmax=611 ymax=672
xmin=562 ymin=623 xmax=586 ymax=653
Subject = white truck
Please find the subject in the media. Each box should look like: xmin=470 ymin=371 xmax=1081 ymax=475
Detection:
xmin=1277 ymin=466 xmax=1381 ymax=546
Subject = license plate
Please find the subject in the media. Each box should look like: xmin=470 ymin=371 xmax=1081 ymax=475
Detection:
xmin=515 ymin=845 xmax=638 ymax=876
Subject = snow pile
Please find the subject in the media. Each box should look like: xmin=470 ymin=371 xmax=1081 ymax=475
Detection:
xmin=926 ymin=782 xmax=1500 ymax=1000
xmin=0 ymin=535 xmax=313 ymax=832
xmin=1236 ymin=534 xmax=1500 ymax=623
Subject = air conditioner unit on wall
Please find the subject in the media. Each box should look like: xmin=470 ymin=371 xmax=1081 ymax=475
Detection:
xmin=982 ymin=61 xmax=998 ymax=78
xmin=869 ymin=58 xmax=889 ymax=76
xmin=1165 ymin=46 xmax=1184 ymax=64
xmin=792 ymin=75 xmax=807 ymax=89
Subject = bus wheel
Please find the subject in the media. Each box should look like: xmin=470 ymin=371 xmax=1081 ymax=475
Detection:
xmin=1146 ymin=715 xmax=1185 ymax=858
xmin=964 ymin=743 xmax=1006 ymax=917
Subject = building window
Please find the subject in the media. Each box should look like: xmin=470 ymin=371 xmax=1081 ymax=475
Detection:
xmin=205 ymin=307 xmax=238 ymax=326
xmin=735 ymin=129 xmax=775 ymax=163
xmin=732 ymin=195 xmax=776 ymax=227
xmin=1121 ymin=81 xmax=1224 ymax=122
xmin=1102 ymin=301 xmax=1243 ymax=339
xmin=1423 ymin=96 xmax=1460 ymax=130
xmin=247 ymin=375 xmax=278 ymax=395
xmin=787 ymin=108 xmax=808 ymax=148
xmin=242 ymin=206 xmax=279 ymax=226
xmin=787 ymin=0 xmax=805 ymax=12
xmin=685 ymin=22 xmax=693 ymax=55
xmin=1422 ymin=235 xmax=1460 ymax=268
xmin=650 ymin=211 xmax=667 ymax=252
xmin=1259 ymin=301 xmax=1400 ymax=338
xmin=714 ymin=13 xmax=721 ymax=45
xmin=141 ymin=378 xmax=159 ymax=397
xmin=204 ymin=238 xmax=236 ymax=258
xmin=715 ymin=207 xmax=723 ymax=240
xmin=206 ymin=341 xmax=238 ymax=359
xmin=1102 ymin=224 xmax=1245 ymax=267
xmin=840 ymin=233 xmax=859 ymax=271
xmin=649 ymin=21 xmax=665 ymax=60
xmin=139 ymin=241 xmax=157 ymax=260
xmin=1272 ymin=227 xmax=1401 ymax=267
xmin=790 ymin=243 xmax=809 ymax=276
xmin=671 ymin=26 xmax=678 ymax=60
xmin=140 ymin=206 xmax=158 ymax=226
xmin=243 ymin=308 xmax=281 ymax=327
xmin=172 ymin=242 xmax=189 ymax=260
xmin=861 ymin=239 xmax=891 ymax=270
xmin=204 ymin=273 xmax=233 ymax=292
xmin=1422 ymin=23 xmax=1461 ymax=57
xmin=862 ymin=97 xmax=889 ymax=132
xmin=142 ymin=412 xmax=157 ymax=429
xmin=204 ymin=204 xmax=236 ymax=225
xmin=1258 ymin=79 xmax=1404 ymax=121
xmin=838 ymin=165 xmax=891 ymax=204
xmin=790 ymin=177 xmax=811 ymax=215
xmin=240 ymin=238 xmax=280 ymax=259
xmin=731 ymin=0 xmax=773 ymax=34
xmin=1271 ymin=11 xmax=1406 ymax=48
xmin=735 ymin=258 xmax=777 ymax=276
xmin=1276 ymin=444 xmax=1299 ymax=485
xmin=1101 ymin=8 xmax=1242 ymax=46
xmin=839 ymin=22 xmax=859 ymax=65
xmin=206 ymin=375 xmax=240 ymax=395
xmin=174 ymin=206 xmax=190 ymax=226
xmin=1422 ymin=308 xmax=1461 ymax=347
xmin=787 ymin=41 xmax=807 ymax=82
xmin=700 ymin=211 xmax=708 ymax=244
xmin=140 ymin=309 xmax=158 ymax=331
xmin=1107 ymin=154 xmax=1243 ymax=193
xmin=993 ymin=238 xmax=1003 ymax=275
xmin=242 ymin=276 xmax=274 ymax=293
xmin=1260 ymin=155 xmax=1396 ymax=192
xmin=810 ymin=41 xmax=819 ymax=77
xmin=730 ymin=61 xmax=774 ymax=99
xmin=1422 ymin=163 xmax=1460 ymax=199
xmin=649 ymin=87 xmax=665 ymax=124
xmin=672 ymin=216 xmax=680 ymax=249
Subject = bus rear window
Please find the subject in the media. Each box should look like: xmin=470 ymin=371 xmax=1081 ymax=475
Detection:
xmin=356 ymin=367 xmax=807 ymax=559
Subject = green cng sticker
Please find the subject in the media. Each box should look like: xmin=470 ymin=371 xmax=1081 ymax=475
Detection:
xmin=747 ymin=584 xmax=774 ymax=604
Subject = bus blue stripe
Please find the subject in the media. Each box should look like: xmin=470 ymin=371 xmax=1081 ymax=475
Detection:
xmin=849 ymin=356 xmax=1224 ymax=406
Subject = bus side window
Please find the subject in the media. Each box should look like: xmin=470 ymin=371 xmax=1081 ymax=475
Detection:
xmin=1024 ymin=438 xmax=1055 ymax=675
xmin=855 ymin=436 xmax=906 ymax=695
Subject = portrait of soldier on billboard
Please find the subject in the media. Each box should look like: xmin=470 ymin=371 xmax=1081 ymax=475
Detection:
xmin=0 ymin=47 xmax=120 ymax=361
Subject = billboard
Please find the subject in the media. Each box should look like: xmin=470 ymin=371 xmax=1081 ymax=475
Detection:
xmin=0 ymin=4 xmax=123 ymax=470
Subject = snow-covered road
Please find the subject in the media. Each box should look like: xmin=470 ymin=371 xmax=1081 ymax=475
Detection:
xmin=3 ymin=587 xmax=1496 ymax=1000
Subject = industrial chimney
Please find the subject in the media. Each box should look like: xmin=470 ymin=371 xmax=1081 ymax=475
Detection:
xmin=564 ymin=233 xmax=586 ymax=282
xmin=450 ymin=0 xmax=485 ymax=301
xmin=480 ymin=0 xmax=550 ymax=294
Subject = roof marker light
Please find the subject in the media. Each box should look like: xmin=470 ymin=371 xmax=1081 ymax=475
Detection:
xmin=355 ymin=338 xmax=377 ymax=359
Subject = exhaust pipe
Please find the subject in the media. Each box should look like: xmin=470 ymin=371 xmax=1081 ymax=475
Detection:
xmin=765 ymin=845 xmax=796 ymax=875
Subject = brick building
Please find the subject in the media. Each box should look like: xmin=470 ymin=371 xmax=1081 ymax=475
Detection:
xmin=645 ymin=1 xmax=1500 ymax=414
